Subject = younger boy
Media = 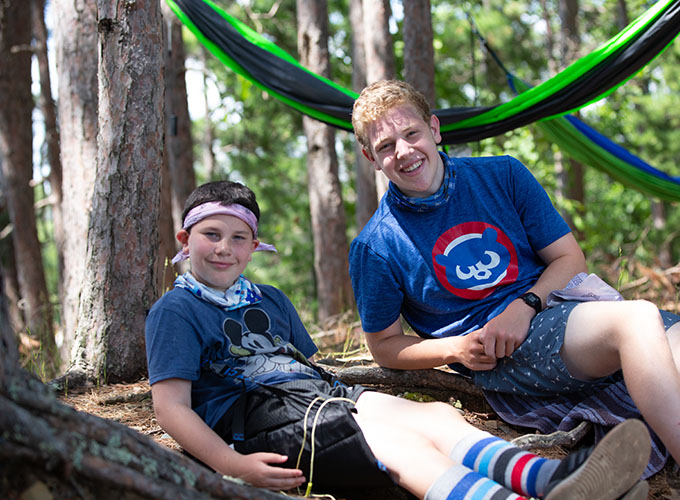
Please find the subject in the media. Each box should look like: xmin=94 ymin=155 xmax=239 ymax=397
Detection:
xmin=146 ymin=180 xmax=651 ymax=499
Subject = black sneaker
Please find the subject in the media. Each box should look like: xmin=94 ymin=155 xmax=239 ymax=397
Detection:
xmin=543 ymin=419 xmax=651 ymax=500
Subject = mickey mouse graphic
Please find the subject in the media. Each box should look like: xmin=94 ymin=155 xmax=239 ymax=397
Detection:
xmin=223 ymin=308 xmax=307 ymax=378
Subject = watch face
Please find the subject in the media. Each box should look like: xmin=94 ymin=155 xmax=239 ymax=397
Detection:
xmin=522 ymin=293 xmax=541 ymax=311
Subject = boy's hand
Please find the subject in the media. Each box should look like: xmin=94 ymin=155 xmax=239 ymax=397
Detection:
xmin=234 ymin=452 xmax=306 ymax=491
xmin=479 ymin=300 xmax=534 ymax=358
xmin=457 ymin=331 xmax=497 ymax=371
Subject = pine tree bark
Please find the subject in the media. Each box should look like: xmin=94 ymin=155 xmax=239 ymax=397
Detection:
xmin=65 ymin=1 xmax=164 ymax=384
xmin=32 ymin=0 xmax=65 ymax=294
xmin=402 ymin=0 xmax=435 ymax=107
xmin=349 ymin=0 xmax=378 ymax=231
xmin=0 ymin=0 xmax=56 ymax=372
xmin=361 ymin=0 xmax=395 ymax=198
xmin=53 ymin=0 xmax=99 ymax=365
xmin=296 ymin=0 xmax=353 ymax=322
xmin=557 ymin=0 xmax=585 ymax=238
xmin=162 ymin=6 xmax=196 ymax=235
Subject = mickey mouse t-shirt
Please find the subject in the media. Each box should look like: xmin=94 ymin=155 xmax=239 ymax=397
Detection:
xmin=145 ymin=284 xmax=319 ymax=429
xmin=349 ymin=153 xmax=570 ymax=338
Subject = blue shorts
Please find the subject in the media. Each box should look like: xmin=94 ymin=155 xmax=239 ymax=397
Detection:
xmin=472 ymin=301 xmax=680 ymax=397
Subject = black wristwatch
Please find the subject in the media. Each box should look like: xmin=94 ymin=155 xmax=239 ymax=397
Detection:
xmin=519 ymin=292 xmax=542 ymax=315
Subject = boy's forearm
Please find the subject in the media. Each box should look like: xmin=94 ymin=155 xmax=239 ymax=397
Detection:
xmin=156 ymin=403 xmax=242 ymax=476
xmin=368 ymin=332 xmax=465 ymax=370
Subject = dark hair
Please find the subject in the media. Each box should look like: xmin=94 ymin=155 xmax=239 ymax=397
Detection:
xmin=181 ymin=181 xmax=260 ymax=229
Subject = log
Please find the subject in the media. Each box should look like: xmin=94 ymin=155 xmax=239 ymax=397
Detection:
xmin=0 ymin=372 xmax=294 ymax=499
xmin=331 ymin=365 xmax=492 ymax=412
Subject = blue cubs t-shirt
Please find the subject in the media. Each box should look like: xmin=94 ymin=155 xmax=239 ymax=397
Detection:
xmin=145 ymin=284 xmax=319 ymax=429
xmin=349 ymin=153 xmax=570 ymax=338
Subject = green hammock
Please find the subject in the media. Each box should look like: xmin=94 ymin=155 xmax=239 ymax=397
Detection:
xmin=168 ymin=0 xmax=680 ymax=200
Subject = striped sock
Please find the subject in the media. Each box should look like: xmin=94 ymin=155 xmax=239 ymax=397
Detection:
xmin=450 ymin=431 xmax=560 ymax=498
xmin=424 ymin=464 xmax=525 ymax=500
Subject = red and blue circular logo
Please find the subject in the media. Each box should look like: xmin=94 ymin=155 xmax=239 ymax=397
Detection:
xmin=432 ymin=221 xmax=518 ymax=300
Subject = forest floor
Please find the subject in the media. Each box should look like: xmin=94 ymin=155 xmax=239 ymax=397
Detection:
xmin=56 ymin=263 xmax=680 ymax=499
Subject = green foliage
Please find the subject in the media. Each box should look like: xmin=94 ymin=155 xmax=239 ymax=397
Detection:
xmin=16 ymin=0 xmax=678 ymax=347
xmin=180 ymin=0 xmax=680 ymax=322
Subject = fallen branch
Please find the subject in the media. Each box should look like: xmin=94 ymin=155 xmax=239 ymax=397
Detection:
xmin=511 ymin=421 xmax=591 ymax=450
xmin=331 ymin=365 xmax=492 ymax=413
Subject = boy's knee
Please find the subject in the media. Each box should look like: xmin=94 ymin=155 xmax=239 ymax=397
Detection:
xmin=426 ymin=400 xmax=465 ymax=423
xmin=625 ymin=300 xmax=663 ymax=324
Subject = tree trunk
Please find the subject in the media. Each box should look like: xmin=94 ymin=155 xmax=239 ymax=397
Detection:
xmin=0 ymin=0 xmax=56 ymax=374
xmin=350 ymin=0 xmax=378 ymax=231
xmin=402 ymin=0 xmax=435 ymax=108
xmin=615 ymin=0 xmax=630 ymax=29
xmin=162 ymin=6 xmax=196 ymax=236
xmin=65 ymin=1 xmax=164 ymax=385
xmin=53 ymin=0 xmax=99 ymax=367
xmin=558 ymin=0 xmax=585 ymax=238
xmin=32 ymin=0 xmax=65 ymax=294
xmin=160 ymin=5 xmax=196 ymax=286
xmin=361 ymin=0 xmax=395 ymax=199
xmin=200 ymin=46 xmax=218 ymax=182
xmin=0 ymin=204 xmax=23 ymax=333
xmin=296 ymin=0 xmax=353 ymax=322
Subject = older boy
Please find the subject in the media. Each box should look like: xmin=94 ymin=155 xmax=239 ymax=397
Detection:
xmin=348 ymin=79 xmax=680 ymax=467
xmin=146 ymin=180 xmax=650 ymax=499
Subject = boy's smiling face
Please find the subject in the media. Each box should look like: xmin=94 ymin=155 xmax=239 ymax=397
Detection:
xmin=363 ymin=104 xmax=445 ymax=198
xmin=176 ymin=214 xmax=258 ymax=291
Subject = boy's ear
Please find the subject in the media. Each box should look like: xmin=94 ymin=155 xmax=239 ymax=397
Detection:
xmin=249 ymin=239 xmax=258 ymax=260
xmin=176 ymin=229 xmax=189 ymax=246
xmin=361 ymin=148 xmax=380 ymax=169
xmin=430 ymin=114 xmax=442 ymax=144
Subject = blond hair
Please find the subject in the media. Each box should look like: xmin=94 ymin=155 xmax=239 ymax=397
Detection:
xmin=351 ymin=80 xmax=431 ymax=151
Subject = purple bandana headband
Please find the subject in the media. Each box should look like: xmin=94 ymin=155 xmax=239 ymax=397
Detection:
xmin=171 ymin=202 xmax=277 ymax=264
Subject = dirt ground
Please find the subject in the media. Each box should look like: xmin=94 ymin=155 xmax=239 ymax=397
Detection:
xmin=58 ymin=375 xmax=680 ymax=500
xmin=56 ymin=266 xmax=680 ymax=499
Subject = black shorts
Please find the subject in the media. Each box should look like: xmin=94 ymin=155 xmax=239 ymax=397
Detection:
xmin=214 ymin=378 xmax=393 ymax=490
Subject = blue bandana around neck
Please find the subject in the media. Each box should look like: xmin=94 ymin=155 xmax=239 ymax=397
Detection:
xmin=387 ymin=151 xmax=456 ymax=212
xmin=174 ymin=272 xmax=263 ymax=311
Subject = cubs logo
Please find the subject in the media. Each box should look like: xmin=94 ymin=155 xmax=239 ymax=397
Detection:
xmin=432 ymin=221 xmax=518 ymax=299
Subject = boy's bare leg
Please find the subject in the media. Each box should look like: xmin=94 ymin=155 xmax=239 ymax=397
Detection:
xmin=561 ymin=300 xmax=680 ymax=462
xmin=668 ymin=322 xmax=680 ymax=370
xmin=353 ymin=392 xmax=473 ymax=498
xmin=355 ymin=391 xmax=473 ymax=456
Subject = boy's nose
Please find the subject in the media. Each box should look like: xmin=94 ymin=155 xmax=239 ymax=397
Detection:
xmin=215 ymin=239 xmax=231 ymax=254
xmin=395 ymin=138 xmax=412 ymax=157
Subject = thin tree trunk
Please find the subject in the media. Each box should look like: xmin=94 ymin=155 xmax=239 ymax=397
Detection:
xmin=296 ymin=0 xmax=353 ymax=322
xmin=32 ymin=0 xmax=64 ymax=295
xmin=402 ymin=0 xmax=435 ymax=107
xmin=350 ymin=0 xmax=378 ymax=231
xmin=66 ymin=1 xmax=164 ymax=384
xmin=53 ymin=0 xmax=99 ymax=367
xmin=0 ymin=0 xmax=56 ymax=375
xmin=0 ymin=204 xmax=23 ymax=333
xmin=361 ymin=0 xmax=395 ymax=199
xmin=559 ymin=0 xmax=585 ymax=239
xmin=163 ymin=6 xmax=196 ymax=235
xmin=615 ymin=0 xmax=630 ymax=29
xmin=200 ymin=46 xmax=218 ymax=182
